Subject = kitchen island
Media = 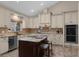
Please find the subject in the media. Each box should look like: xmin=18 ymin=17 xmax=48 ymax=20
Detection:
xmin=19 ymin=35 xmax=48 ymax=57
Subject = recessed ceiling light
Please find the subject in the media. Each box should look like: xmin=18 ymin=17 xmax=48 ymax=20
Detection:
xmin=30 ymin=9 xmax=35 ymax=13
xmin=40 ymin=3 xmax=44 ymax=6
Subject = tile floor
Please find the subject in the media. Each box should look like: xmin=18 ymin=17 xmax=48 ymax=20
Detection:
xmin=0 ymin=49 xmax=18 ymax=57
xmin=0 ymin=45 xmax=78 ymax=57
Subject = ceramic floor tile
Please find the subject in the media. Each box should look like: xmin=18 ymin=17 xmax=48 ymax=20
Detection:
xmin=0 ymin=45 xmax=78 ymax=57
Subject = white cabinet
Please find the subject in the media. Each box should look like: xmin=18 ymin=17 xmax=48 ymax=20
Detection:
xmin=0 ymin=37 xmax=8 ymax=54
xmin=0 ymin=7 xmax=5 ymax=27
xmin=4 ymin=10 xmax=12 ymax=28
xmin=0 ymin=7 xmax=12 ymax=27
xmin=65 ymin=12 xmax=78 ymax=25
xmin=51 ymin=15 xmax=57 ymax=28
xmin=40 ymin=13 xmax=50 ymax=26
xmin=28 ymin=17 xmax=40 ymax=28
xmin=32 ymin=16 xmax=40 ymax=28
xmin=56 ymin=15 xmax=63 ymax=28
xmin=45 ymin=13 xmax=50 ymax=23
xmin=51 ymin=14 xmax=63 ymax=28
xmin=55 ymin=34 xmax=64 ymax=45
xmin=24 ymin=17 xmax=32 ymax=28
xmin=52 ymin=34 xmax=64 ymax=45
xmin=40 ymin=13 xmax=45 ymax=23
xmin=27 ymin=18 xmax=33 ymax=28
xmin=48 ymin=34 xmax=64 ymax=45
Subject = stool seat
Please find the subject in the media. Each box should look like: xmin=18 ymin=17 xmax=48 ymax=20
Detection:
xmin=40 ymin=44 xmax=49 ymax=49
xmin=40 ymin=41 xmax=53 ymax=57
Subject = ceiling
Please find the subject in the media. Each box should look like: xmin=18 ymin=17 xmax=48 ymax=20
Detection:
xmin=0 ymin=1 xmax=58 ymax=16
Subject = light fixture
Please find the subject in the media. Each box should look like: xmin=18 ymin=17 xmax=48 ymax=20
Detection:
xmin=11 ymin=14 xmax=20 ymax=22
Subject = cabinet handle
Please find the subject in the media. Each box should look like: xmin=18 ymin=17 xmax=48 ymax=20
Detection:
xmin=70 ymin=21 xmax=72 ymax=23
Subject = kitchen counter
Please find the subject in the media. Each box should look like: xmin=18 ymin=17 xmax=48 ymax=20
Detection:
xmin=0 ymin=32 xmax=17 ymax=38
xmin=19 ymin=34 xmax=47 ymax=42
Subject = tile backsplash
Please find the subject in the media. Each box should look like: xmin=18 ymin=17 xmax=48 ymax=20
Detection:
xmin=21 ymin=28 xmax=63 ymax=34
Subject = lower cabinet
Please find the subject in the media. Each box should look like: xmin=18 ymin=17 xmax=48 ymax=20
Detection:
xmin=0 ymin=37 xmax=8 ymax=54
xmin=48 ymin=34 xmax=64 ymax=45
xmin=19 ymin=40 xmax=42 ymax=57
xmin=55 ymin=34 xmax=64 ymax=45
xmin=19 ymin=39 xmax=48 ymax=57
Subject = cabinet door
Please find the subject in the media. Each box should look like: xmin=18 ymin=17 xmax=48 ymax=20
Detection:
xmin=56 ymin=14 xmax=63 ymax=28
xmin=71 ymin=12 xmax=78 ymax=24
xmin=0 ymin=37 xmax=8 ymax=54
xmin=40 ymin=13 xmax=50 ymax=26
xmin=55 ymin=34 xmax=64 ymax=45
xmin=28 ymin=18 xmax=33 ymax=28
xmin=32 ymin=17 xmax=40 ymax=28
xmin=45 ymin=13 xmax=50 ymax=23
xmin=64 ymin=46 xmax=72 ymax=57
xmin=51 ymin=15 xmax=57 ymax=28
xmin=40 ymin=14 xmax=45 ymax=23
xmin=0 ymin=8 xmax=5 ymax=27
xmin=4 ymin=10 xmax=12 ymax=29
xmin=65 ymin=12 xmax=77 ymax=25
xmin=51 ymin=34 xmax=64 ymax=45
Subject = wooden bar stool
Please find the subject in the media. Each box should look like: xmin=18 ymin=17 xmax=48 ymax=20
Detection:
xmin=48 ymin=41 xmax=53 ymax=56
xmin=40 ymin=41 xmax=53 ymax=57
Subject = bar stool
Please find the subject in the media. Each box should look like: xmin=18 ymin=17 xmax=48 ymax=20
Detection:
xmin=40 ymin=41 xmax=53 ymax=57
xmin=48 ymin=41 xmax=53 ymax=56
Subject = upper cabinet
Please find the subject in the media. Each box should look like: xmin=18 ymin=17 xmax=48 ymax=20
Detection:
xmin=32 ymin=16 xmax=40 ymax=28
xmin=51 ymin=15 xmax=56 ymax=28
xmin=56 ymin=14 xmax=64 ymax=28
xmin=4 ymin=10 xmax=12 ymax=28
xmin=65 ymin=11 xmax=78 ymax=25
xmin=51 ymin=14 xmax=64 ymax=28
xmin=40 ymin=13 xmax=50 ymax=23
xmin=0 ymin=7 xmax=6 ymax=27
xmin=28 ymin=17 xmax=33 ymax=28
xmin=40 ymin=13 xmax=50 ymax=27
xmin=0 ymin=7 xmax=15 ymax=28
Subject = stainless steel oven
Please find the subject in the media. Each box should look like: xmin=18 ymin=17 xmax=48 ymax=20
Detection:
xmin=8 ymin=36 xmax=17 ymax=50
xmin=65 ymin=25 xmax=78 ymax=43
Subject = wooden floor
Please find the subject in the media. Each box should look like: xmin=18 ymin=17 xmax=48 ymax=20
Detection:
xmin=0 ymin=45 xmax=78 ymax=57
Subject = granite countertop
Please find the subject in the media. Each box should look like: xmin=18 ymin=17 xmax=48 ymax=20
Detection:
xmin=19 ymin=34 xmax=47 ymax=42
xmin=0 ymin=32 xmax=17 ymax=38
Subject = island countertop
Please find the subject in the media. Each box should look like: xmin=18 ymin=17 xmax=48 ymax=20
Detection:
xmin=19 ymin=34 xmax=47 ymax=42
xmin=0 ymin=32 xmax=17 ymax=38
